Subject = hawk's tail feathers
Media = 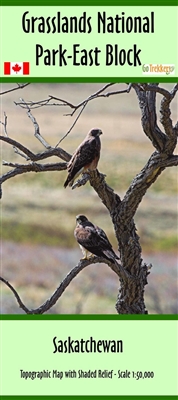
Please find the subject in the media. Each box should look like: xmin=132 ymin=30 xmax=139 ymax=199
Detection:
xmin=64 ymin=176 xmax=70 ymax=188
xmin=103 ymin=250 xmax=120 ymax=262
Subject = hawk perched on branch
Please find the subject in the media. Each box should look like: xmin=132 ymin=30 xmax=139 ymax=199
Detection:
xmin=74 ymin=215 xmax=119 ymax=262
xmin=64 ymin=128 xmax=102 ymax=188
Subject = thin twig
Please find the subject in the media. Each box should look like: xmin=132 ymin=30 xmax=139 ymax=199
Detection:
xmin=54 ymin=84 xmax=132 ymax=145
xmin=15 ymin=83 xmax=132 ymax=113
xmin=55 ymin=102 xmax=87 ymax=147
xmin=0 ymin=83 xmax=30 ymax=96
xmin=0 ymin=112 xmax=8 ymax=136
xmin=50 ymin=83 xmax=131 ymax=115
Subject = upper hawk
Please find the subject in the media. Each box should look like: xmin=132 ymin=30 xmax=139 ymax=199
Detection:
xmin=64 ymin=128 xmax=102 ymax=188
xmin=74 ymin=215 xmax=119 ymax=263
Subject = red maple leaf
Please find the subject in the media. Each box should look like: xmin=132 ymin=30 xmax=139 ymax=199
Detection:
xmin=12 ymin=64 xmax=21 ymax=73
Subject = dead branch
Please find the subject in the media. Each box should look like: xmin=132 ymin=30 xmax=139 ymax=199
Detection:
xmin=0 ymin=256 xmax=128 ymax=314
xmin=132 ymin=83 xmax=178 ymax=154
xmin=0 ymin=161 xmax=67 ymax=192
xmin=113 ymin=84 xmax=178 ymax=227
xmin=0 ymin=102 xmax=71 ymax=196
xmin=71 ymin=172 xmax=91 ymax=189
xmin=0 ymin=136 xmax=71 ymax=162
xmin=0 ymin=134 xmax=70 ymax=196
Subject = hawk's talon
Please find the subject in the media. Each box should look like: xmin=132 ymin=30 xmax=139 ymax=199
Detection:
xmin=80 ymin=254 xmax=94 ymax=261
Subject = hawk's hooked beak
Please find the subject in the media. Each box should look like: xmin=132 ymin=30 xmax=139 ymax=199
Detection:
xmin=76 ymin=215 xmax=83 ymax=224
xmin=76 ymin=215 xmax=88 ymax=224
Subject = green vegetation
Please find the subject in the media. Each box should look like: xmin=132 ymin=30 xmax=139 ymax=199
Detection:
xmin=2 ymin=175 xmax=177 ymax=252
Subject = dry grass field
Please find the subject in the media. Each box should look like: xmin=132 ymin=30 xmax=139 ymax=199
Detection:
xmin=0 ymin=83 xmax=177 ymax=314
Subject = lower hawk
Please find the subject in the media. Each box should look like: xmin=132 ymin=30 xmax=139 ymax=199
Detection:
xmin=74 ymin=215 xmax=119 ymax=263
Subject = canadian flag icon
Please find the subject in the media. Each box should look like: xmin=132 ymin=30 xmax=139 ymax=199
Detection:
xmin=4 ymin=62 xmax=30 ymax=75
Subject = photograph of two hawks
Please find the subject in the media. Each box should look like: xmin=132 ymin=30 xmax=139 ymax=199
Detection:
xmin=64 ymin=128 xmax=119 ymax=264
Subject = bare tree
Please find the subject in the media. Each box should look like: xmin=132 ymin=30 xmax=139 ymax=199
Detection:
xmin=0 ymin=83 xmax=177 ymax=314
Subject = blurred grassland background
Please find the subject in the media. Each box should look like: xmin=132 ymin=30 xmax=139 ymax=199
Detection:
xmin=0 ymin=83 xmax=177 ymax=314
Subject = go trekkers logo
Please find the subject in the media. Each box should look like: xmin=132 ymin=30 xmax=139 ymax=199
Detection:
xmin=142 ymin=64 xmax=175 ymax=75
